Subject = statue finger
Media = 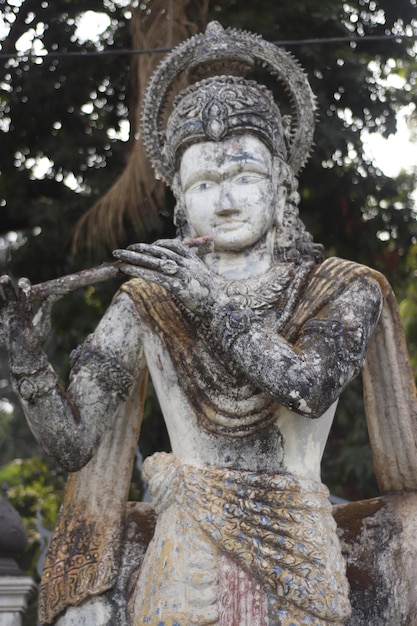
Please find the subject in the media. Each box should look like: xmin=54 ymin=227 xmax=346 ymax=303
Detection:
xmin=18 ymin=277 xmax=32 ymax=297
xmin=114 ymin=249 xmax=161 ymax=269
xmin=114 ymin=250 xmax=179 ymax=276
xmin=117 ymin=264 xmax=177 ymax=288
xmin=33 ymin=294 xmax=60 ymax=340
xmin=0 ymin=275 xmax=19 ymax=301
xmin=126 ymin=242 xmax=181 ymax=264
xmin=159 ymin=259 xmax=179 ymax=275
xmin=153 ymin=239 xmax=191 ymax=257
xmin=117 ymin=262 xmax=146 ymax=278
xmin=17 ymin=277 xmax=34 ymax=316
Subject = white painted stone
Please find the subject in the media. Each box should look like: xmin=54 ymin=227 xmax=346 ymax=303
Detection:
xmin=0 ymin=577 xmax=36 ymax=626
xmin=0 ymin=613 xmax=22 ymax=626
xmin=55 ymin=597 xmax=112 ymax=626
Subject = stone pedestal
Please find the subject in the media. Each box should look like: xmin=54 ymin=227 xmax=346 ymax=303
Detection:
xmin=0 ymin=577 xmax=36 ymax=626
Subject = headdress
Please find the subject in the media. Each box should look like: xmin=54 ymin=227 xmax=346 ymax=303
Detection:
xmin=164 ymin=76 xmax=288 ymax=170
xmin=141 ymin=21 xmax=316 ymax=187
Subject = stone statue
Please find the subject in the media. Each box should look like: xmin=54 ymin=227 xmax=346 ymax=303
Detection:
xmin=1 ymin=22 xmax=417 ymax=626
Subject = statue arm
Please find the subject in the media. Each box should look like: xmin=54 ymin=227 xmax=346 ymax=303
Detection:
xmin=7 ymin=289 xmax=145 ymax=472
xmin=215 ymin=275 xmax=383 ymax=418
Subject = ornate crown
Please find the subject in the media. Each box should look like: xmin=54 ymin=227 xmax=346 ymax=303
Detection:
xmin=141 ymin=22 xmax=316 ymax=186
xmin=164 ymin=76 xmax=288 ymax=170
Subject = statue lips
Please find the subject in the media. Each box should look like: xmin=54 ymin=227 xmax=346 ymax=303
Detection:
xmin=214 ymin=220 xmax=247 ymax=232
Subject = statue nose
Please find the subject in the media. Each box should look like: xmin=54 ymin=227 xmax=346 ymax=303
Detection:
xmin=215 ymin=182 xmax=235 ymax=215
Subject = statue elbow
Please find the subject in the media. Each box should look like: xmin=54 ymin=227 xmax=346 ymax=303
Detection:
xmin=55 ymin=450 xmax=93 ymax=473
xmin=287 ymin=376 xmax=336 ymax=418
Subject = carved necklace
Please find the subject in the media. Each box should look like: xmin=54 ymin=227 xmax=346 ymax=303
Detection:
xmin=217 ymin=260 xmax=315 ymax=332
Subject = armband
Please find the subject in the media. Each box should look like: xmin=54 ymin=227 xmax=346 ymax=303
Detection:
xmin=70 ymin=335 xmax=134 ymax=399
xmin=301 ymin=319 xmax=366 ymax=368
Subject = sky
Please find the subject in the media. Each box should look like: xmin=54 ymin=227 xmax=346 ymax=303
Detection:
xmin=363 ymin=105 xmax=416 ymax=177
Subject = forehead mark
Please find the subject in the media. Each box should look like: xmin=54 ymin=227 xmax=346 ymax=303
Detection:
xmin=228 ymin=151 xmax=263 ymax=163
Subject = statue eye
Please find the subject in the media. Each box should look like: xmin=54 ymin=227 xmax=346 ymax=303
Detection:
xmin=188 ymin=180 xmax=215 ymax=193
xmin=233 ymin=173 xmax=266 ymax=185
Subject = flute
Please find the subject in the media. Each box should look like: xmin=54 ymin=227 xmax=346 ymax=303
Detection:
xmin=29 ymin=236 xmax=214 ymax=301
xmin=30 ymin=262 xmax=121 ymax=301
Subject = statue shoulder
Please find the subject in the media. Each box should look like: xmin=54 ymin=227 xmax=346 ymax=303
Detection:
xmin=316 ymin=257 xmax=385 ymax=280
xmin=314 ymin=256 xmax=388 ymax=292
xmin=288 ymin=257 xmax=385 ymax=342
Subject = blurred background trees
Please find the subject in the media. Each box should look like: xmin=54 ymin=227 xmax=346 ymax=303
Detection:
xmin=1 ymin=0 xmax=416 ymax=613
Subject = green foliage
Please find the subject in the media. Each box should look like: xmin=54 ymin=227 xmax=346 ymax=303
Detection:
xmin=0 ymin=457 xmax=66 ymax=625
xmin=0 ymin=456 xmax=65 ymax=572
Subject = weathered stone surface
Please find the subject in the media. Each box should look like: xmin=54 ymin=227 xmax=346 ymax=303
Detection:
xmin=54 ymin=503 xmax=156 ymax=626
xmin=1 ymin=20 xmax=416 ymax=626
xmin=334 ymin=492 xmax=417 ymax=625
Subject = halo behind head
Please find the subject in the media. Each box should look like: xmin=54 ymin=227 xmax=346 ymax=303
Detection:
xmin=141 ymin=21 xmax=316 ymax=186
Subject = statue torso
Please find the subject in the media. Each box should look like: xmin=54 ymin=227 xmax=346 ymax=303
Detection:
xmin=122 ymin=260 xmax=336 ymax=480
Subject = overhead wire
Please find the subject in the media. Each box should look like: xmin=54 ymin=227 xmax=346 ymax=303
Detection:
xmin=0 ymin=33 xmax=416 ymax=61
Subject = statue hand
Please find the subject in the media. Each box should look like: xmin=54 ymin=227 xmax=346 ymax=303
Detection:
xmin=0 ymin=275 xmax=56 ymax=356
xmin=113 ymin=239 xmax=222 ymax=317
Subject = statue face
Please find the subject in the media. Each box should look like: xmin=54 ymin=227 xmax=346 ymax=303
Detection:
xmin=179 ymin=135 xmax=285 ymax=252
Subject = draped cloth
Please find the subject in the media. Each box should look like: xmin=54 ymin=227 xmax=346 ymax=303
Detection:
xmin=38 ymin=370 xmax=148 ymax=625
xmin=286 ymin=258 xmax=417 ymax=494
xmin=133 ymin=452 xmax=351 ymax=625
xmin=38 ymin=257 xmax=417 ymax=624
